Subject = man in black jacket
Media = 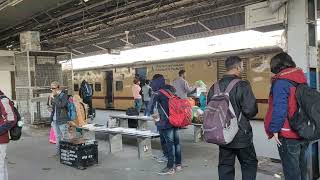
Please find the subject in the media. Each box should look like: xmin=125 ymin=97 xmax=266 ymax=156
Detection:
xmin=207 ymin=56 xmax=258 ymax=180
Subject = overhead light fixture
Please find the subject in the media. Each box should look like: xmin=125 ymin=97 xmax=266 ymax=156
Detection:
xmin=83 ymin=0 xmax=90 ymax=2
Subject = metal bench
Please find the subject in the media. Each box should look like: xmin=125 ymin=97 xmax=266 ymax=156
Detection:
xmin=80 ymin=124 xmax=160 ymax=160
xmin=109 ymin=114 xmax=154 ymax=130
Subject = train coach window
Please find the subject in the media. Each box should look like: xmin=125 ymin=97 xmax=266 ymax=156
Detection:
xmin=74 ymin=84 xmax=79 ymax=91
xmin=116 ymin=81 xmax=123 ymax=91
xmin=95 ymin=83 xmax=102 ymax=92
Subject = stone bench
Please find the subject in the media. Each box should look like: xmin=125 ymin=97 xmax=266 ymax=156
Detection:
xmin=81 ymin=125 xmax=160 ymax=160
xmin=109 ymin=114 xmax=154 ymax=130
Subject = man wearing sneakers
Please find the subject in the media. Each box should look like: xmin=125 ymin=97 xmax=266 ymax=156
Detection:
xmin=207 ymin=56 xmax=258 ymax=180
xmin=151 ymin=75 xmax=182 ymax=175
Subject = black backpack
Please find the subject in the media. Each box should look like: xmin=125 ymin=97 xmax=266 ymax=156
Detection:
xmin=80 ymin=81 xmax=93 ymax=98
xmin=0 ymin=96 xmax=22 ymax=140
xmin=289 ymin=83 xmax=320 ymax=140
xmin=10 ymin=107 xmax=22 ymax=141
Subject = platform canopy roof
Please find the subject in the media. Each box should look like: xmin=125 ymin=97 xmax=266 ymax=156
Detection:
xmin=0 ymin=0 xmax=318 ymax=56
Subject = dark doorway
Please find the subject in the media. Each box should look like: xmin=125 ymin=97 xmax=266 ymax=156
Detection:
xmin=106 ymin=71 xmax=113 ymax=108
xmin=135 ymin=67 xmax=147 ymax=85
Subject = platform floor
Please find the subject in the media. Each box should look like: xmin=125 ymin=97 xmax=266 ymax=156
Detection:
xmin=7 ymin=110 xmax=283 ymax=180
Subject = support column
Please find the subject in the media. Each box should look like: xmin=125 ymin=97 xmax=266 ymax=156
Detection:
xmin=108 ymin=133 xmax=123 ymax=153
xmin=137 ymin=137 xmax=152 ymax=160
xmin=193 ymin=124 xmax=203 ymax=143
xmin=287 ymin=0 xmax=318 ymax=179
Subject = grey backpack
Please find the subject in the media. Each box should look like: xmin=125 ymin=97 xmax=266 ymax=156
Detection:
xmin=203 ymin=79 xmax=242 ymax=145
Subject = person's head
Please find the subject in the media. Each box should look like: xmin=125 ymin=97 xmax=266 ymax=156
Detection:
xmin=50 ymin=81 xmax=61 ymax=96
xmin=145 ymin=80 xmax=150 ymax=85
xmin=133 ymin=78 xmax=140 ymax=85
xmin=270 ymin=52 xmax=296 ymax=74
xmin=225 ymin=56 xmax=244 ymax=76
xmin=151 ymin=74 xmax=165 ymax=91
xmin=178 ymin=70 xmax=186 ymax=79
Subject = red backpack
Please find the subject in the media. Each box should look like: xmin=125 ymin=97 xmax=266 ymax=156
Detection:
xmin=159 ymin=89 xmax=192 ymax=127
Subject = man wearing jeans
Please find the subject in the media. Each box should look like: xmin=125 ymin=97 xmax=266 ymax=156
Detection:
xmin=152 ymin=82 xmax=182 ymax=175
xmin=49 ymin=81 xmax=70 ymax=156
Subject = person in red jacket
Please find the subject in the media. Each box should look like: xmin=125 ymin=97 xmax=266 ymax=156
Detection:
xmin=0 ymin=90 xmax=15 ymax=180
xmin=265 ymin=52 xmax=308 ymax=180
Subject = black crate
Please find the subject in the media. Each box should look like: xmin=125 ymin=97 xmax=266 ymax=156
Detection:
xmin=59 ymin=138 xmax=98 ymax=169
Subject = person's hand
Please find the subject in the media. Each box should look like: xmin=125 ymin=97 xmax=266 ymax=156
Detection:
xmin=273 ymin=133 xmax=282 ymax=146
xmin=151 ymin=113 xmax=159 ymax=122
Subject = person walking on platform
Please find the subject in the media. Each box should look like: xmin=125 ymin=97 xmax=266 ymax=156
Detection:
xmin=142 ymin=80 xmax=152 ymax=117
xmin=132 ymin=78 xmax=142 ymax=113
xmin=151 ymin=75 xmax=182 ymax=175
xmin=79 ymin=80 xmax=94 ymax=120
xmin=173 ymin=70 xmax=196 ymax=99
xmin=50 ymin=81 xmax=70 ymax=156
xmin=207 ymin=56 xmax=258 ymax=180
xmin=265 ymin=52 xmax=308 ymax=180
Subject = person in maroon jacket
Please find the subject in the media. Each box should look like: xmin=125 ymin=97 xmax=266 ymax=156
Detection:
xmin=0 ymin=90 xmax=15 ymax=180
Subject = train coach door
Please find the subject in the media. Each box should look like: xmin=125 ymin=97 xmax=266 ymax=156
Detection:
xmin=135 ymin=67 xmax=147 ymax=85
xmin=106 ymin=71 xmax=113 ymax=108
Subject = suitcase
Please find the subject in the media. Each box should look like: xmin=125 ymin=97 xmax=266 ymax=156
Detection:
xmin=126 ymin=108 xmax=139 ymax=128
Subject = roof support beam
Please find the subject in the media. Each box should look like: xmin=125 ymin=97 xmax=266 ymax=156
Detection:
xmin=71 ymin=49 xmax=85 ymax=54
xmin=145 ymin=32 xmax=161 ymax=41
xmin=120 ymin=39 xmax=133 ymax=46
xmin=197 ymin=20 xmax=212 ymax=32
xmin=161 ymin=29 xmax=176 ymax=39
xmin=92 ymin=44 xmax=107 ymax=50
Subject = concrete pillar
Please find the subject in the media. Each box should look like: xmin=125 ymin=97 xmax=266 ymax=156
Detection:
xmin=108 ymin=133 xmax=123 ymax=153
xmin=287 ymin=0 xmax=318 ymax=179
xmin=287 ymin=0 xmax=318 ymax=84
xmin=193 ymin=124 xmax=203 ymax=143
xmin=137 ymin=137 xmax=152 ymax=160
xmin=137 ymin=120 xmax=147 ymax=130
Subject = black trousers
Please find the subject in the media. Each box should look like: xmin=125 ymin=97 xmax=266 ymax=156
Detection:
xmin=83 ymin=96 xmax=93 ymax=116
xmin=218 ymin=144 xmax=258 ymax=180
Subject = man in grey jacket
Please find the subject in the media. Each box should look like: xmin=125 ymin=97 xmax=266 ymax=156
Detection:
xmin=172 ymin=70 xmax=196 ymax=99
xmin=49 ymin=81 xmax=70 ymax=155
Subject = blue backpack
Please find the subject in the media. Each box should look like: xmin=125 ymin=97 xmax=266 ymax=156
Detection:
xmin=67 ymin=96 xmax=77 ymax=121
xmin=59 ymin=93 xmax=77 ymax=121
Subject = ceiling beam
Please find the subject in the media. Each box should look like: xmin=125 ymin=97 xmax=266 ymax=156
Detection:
xmin=161 ymin=29 xmax=176 ymax=39
xmin=197 ymin=20 xmax=212 ymax=32
xmin=92 ymin=44 xmax=107 ymax=50
xmin=145 ymin=32 xmax=161 ymax=41
xmin=120 ymin=39 xmax=133 ymax=46
xmin=71 ymin=49 xmax=85 ymax=54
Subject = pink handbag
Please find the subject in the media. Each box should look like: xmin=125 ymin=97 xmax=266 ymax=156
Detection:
xmin=49 ymin=127 xmax=56 ymax=144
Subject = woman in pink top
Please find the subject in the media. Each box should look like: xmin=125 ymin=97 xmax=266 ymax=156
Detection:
xmin=132 ymin=78 xmax=142 ymax=113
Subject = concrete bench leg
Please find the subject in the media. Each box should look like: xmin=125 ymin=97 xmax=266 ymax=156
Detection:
xmin=137 ymin=120 xmax=147 ymax=130
xmin=137 ymin=137 xmax=152 ymax=160
xmin=108 ymin=133 xmax=123 ymax=153
xmin=194 ymin=125 xmax=203 ymax=143
xmin=82 ymin=130 xmax=96 ymax=140
xmin=119 ymin=119 xmax=129 ymax=128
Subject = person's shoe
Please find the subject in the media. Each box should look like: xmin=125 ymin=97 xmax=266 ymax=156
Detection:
xmin=156 ymin=156 xmax=168 ymax=163
xmin=158 ymin=167 xmax=175 ymax=175
xmin=175 ymin=164 xmax=183 ymax=172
